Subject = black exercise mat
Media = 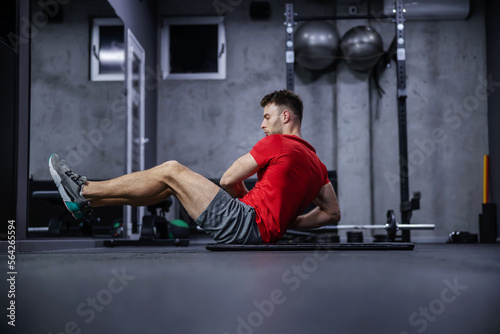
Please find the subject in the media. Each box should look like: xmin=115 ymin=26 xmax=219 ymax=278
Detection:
xmin=205 ymin=242 xmax=414 ymax=251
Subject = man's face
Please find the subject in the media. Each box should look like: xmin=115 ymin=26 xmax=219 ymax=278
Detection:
xmin=261 ymin=103 xmax=284 ymax=136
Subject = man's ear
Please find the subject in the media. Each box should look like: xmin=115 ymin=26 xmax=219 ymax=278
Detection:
xmin=283 ymin=110 xmax=290 ymax=123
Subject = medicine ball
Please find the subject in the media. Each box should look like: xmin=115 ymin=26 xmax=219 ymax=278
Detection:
xmin=294 ymin=21 xmax=340 ymax=71
xmin=340 ymin=26 xmax=383 ymax=72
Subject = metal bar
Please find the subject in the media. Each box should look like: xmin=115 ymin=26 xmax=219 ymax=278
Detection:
xmin=396 ymin=224 xmax=435 ymax=230
xmin=295 ymin=14 xmax=393 ymax=21
xmin=321 ymin=225 xmax=387 ymax=230
xmin=313 ymin=224 xmax=435 ymax=231
xmin=395 ymin=0 xmax=411 ymax=242
xmin=285 ymin=3 xmax=295 ymax=91
xmin=28 ymin=227 xmax=49 ymax=232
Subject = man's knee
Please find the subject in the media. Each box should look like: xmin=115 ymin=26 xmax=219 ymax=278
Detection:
xmin=159 ymin=160 xmax=188 ymax=178
xmin=160 ymin=160 xmax=182 ymax=171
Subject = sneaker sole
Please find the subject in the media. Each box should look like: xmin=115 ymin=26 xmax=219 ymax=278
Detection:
xmin=48 ymin=154 xmax=83 ymax=219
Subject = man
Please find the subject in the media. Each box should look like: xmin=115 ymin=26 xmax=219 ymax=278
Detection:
xmin=49 ymin=90 xmax=340 ymax=244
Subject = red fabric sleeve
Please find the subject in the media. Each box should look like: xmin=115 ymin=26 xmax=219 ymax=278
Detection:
xmin=250 ymin=135 xmax=282 ymax=167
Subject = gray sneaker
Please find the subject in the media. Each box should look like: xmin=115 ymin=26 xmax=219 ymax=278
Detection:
xmin=48 ymin=154 xmax=92 ymax=219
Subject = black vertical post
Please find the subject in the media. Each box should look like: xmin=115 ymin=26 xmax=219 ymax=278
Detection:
xmin=395 ymin=0 xmax=410 ymax=241
xmin=0 ymin=2 xmax=17 ymax=239
xmin=285 ymin=3 xmax=294 ymax=91
xmin=17 ymin=0 xmax=31 ymax=240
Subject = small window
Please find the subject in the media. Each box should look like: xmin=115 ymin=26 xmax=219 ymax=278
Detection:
xmin=90 ymin=18 xmax=125 ymax=81
xmin=161 ymin=17 xmax=226 ymax=80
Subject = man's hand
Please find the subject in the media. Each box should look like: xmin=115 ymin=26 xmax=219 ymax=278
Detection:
xmin=220 ymin=153 xmax=260 ymax=198
xmin=289 ymin=182 xmax=340 ymax=229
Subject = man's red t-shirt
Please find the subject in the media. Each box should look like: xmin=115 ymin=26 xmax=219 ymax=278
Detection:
xmin=240 ymin=134 xmax=329 ymax=242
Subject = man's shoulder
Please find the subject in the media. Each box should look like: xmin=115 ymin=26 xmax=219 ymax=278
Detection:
xmin=281 ymin=135 xmax=316 ymax=153
xmin=255 ymin=134 xmax=282 ymax=146
xmin=251 ymin=135 xmax=282 ymax=161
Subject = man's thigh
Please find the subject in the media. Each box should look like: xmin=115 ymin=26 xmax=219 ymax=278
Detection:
xmin=165 ymin=162 xmax=221 ymax=220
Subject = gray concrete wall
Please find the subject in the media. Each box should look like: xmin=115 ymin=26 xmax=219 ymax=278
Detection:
xmin=30 ymin=0 xmax=125 ymax=180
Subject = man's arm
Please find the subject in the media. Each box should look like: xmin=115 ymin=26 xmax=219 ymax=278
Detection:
xmin=288 ymin=182 xmax=341 ymax=229
xmin=220 ymin=153 xmax=260 ymax=198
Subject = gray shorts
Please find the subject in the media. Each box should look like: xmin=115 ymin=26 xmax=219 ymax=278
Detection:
xmin=195 ymin=189 xmax=262 ymax=244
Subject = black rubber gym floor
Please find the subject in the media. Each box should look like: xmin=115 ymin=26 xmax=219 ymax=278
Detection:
xmin=2 ymin=238 xmax=500 ymax=334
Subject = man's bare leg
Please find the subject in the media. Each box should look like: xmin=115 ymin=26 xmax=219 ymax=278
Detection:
xmin=90 ymin=189 xmax=174 ymax=207
xmin=82 ymin=161 xmax=220 ymax=220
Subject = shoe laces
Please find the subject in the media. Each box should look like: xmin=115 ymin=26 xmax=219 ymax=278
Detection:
xmin=65 ymin=170 xmax=87 ymax=186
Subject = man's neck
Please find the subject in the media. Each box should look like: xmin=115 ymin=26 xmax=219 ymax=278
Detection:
xmin=283 ymin=126 xmax=302 ymax=138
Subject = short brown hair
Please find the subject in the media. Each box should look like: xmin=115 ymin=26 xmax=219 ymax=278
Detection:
xmin=260 ymin=90 xmax=303 ymax=122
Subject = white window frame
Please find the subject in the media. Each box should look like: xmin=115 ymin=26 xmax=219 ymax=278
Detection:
xmin=161 ymin=16 xmax=226 ymax=80
xmin=90 ymin=18 xmax=124 ymax=81
xmin=124 ymin=29 xmax=147 ymax=239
